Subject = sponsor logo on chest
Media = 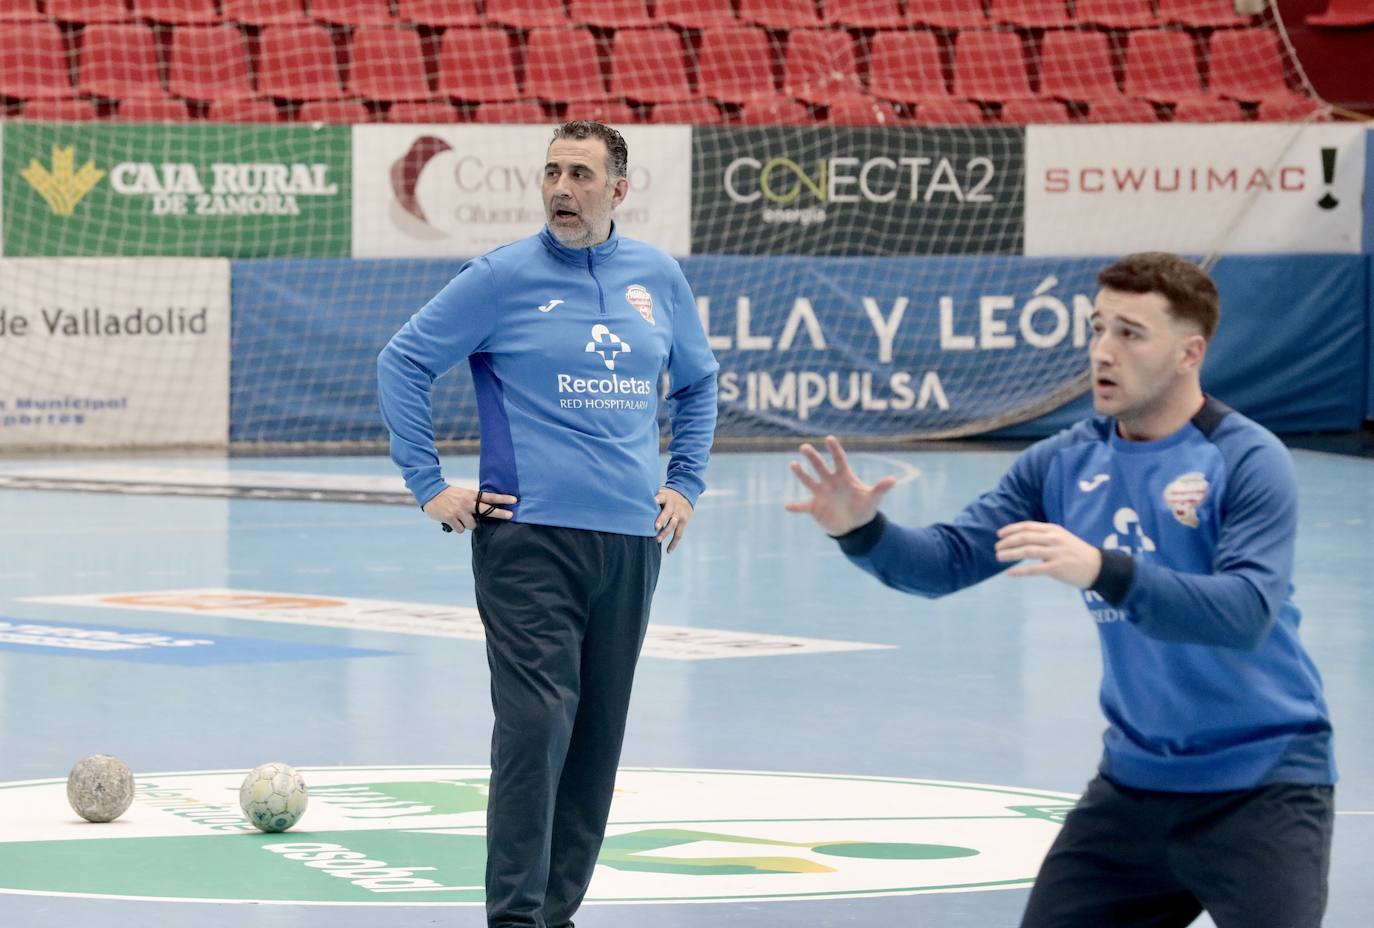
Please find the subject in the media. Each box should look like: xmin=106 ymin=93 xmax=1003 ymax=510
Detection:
xmin=1163 ymin=472 xmax=1209 ymax=528
xmin=625 ymin=284 xmax=655 ymax=324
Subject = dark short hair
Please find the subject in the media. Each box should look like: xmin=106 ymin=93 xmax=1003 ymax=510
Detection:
xmin=1097 ymin=252 xmax=1220 ymax=340
xmin=550 ymin=120 xmax=628 ymax=179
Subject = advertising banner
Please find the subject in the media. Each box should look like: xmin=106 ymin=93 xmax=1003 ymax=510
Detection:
xmin=352 ymin=125 xmax=692 ymax=257
xmin=0 ymin=258 xmax=231 ymax=448
xmin=1025 ymin=124 xmax=1366 ymax=255
xmin=2 ymin=125 xmax=350 ymax=257
xmin=229 ymin=255 xmax=1366 ymax=444
xmin=690 ymin=126 xmax=1025 ymax=256
xmin=695 ymin=256 xmax=1093 ymax=437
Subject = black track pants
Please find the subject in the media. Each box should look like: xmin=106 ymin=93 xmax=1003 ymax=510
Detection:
xmin=472 ymin=520 xmax=662 ymax=928
xmin=1020 ymin=774 xmax=1334 ymax=928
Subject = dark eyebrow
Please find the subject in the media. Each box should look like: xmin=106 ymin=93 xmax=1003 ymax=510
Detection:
xmin=1089 ymin=311 xmax=1149 ymax=333
xmin=545 ymin=160 xmax=595 ymax=173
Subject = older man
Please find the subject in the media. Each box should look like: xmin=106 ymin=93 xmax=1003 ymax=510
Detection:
xmin=378 ymin=121 xmax=719 ymax=928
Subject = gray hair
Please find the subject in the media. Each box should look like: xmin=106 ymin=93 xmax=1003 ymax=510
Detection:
xmin=550 ymin=120 xmax=628 ymax=178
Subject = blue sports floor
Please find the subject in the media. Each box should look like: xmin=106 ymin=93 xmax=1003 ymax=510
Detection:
xmin=0 ymin=445 xmax=1370 ymax=927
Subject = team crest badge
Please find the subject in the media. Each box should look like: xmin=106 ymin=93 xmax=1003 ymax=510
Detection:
xmin=1163 ymin=472 xmax=1209 ymax=528
xmin=625 ymin=284 xmax=655 ymax=324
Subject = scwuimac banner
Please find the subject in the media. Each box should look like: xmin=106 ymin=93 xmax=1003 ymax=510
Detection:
xmin=229 ymin=254 xmax=1366 ymax=444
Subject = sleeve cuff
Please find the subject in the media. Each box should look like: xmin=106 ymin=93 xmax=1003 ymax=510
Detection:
xmin=834 ymin=512 xmax=887 ymax=556
xmin=1090 ymin=547 xmax=1135 ymax=606
xmin=664 ymin=480 xmax=701 ymax=509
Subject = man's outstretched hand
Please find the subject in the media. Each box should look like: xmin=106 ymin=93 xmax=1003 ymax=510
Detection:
xmin=785 ymin=435 xmax=897 ymax=537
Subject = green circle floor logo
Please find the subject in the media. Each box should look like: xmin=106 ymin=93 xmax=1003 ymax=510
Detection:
xmin=0 ymin=766 xmax=1074 ymax=905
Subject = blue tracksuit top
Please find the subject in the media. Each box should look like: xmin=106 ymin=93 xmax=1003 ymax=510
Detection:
xmin=838 ymin=398 xmax=1334 ymax=792
xmin=377 ymin=224 xmax=719 ymax=536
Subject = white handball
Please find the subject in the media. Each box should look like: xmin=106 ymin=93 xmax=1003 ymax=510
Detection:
xmin=66 ymin=753 xmax=136 ymax=823
xmin=239 ymin=762 xmax=309 ymax=833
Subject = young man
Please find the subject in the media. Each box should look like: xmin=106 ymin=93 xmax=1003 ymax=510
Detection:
xmin=378 ymin=121 xmax=719 ymax=928
xmin=787 ymin=252 xmax=1334 ymax=927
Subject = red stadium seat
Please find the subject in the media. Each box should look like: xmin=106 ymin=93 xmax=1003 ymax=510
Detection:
xmin=386 ymin=99 xmax=461 ymax=122
xmin=783 ymin=29 xmax=861 ymax=103
xmin=739 ymin=0 xmax=819 ymax=29
xmin=1074 ymin=0 xmax=1157 ymax=28
xmin=1171 ymin=96 xmax=1246 ymax=121
xmin=1308 ymin=0 xmax=1374 ymax=27
xmin=868 ymin=30 xmax=947 ymax=102
xmin=1000 ymin=97 xmax=1071 ymax=122
xmin=349 ymin=26 xmax=432 ymax=101
xmin=953 ymin=30 xmax=1032 ymax=101
xmin=570 ymin=0 xmax=653 ymax=28
xmin=310 ymin=0 xmax=394 ymax=26
xmin=133 ymin=0 xmax=219 ymax=23
xmin=826 ymin=93 xmax=899 ymax=124
xmin=396 ymin=0 xmax=481 ymax=26
xmin=698 ymin=26 xmax=779 ymax=103
xmin=473 ymin=99 xmax=547 ymax=122
xmin=206 ymin=97 xmax=282 ymax=120
xmin=610 ymin=28 xmax=692 ymax=103
xmin=484 ymin=0 xmax=569 ymax=29
xmin=655 ymin=0 xmax=735 ymax=28
xmin=523 ymin=27 xmax=606 ymax=102
xmin=1157 ymin=0 xmax=1250 ymax=28
xmin=168 ymin=25 xmax=254 ymax=102
xmin=47 ymin=0 xmax=131 ymax=23
xmin=913 ymin=98 xmax=986 ymax=122
xmin=77 ymin=24 xmax=163 ymax=98
xmin=904 ymin=0 xmax=988 ymax=28
xmin=23 ymin=96 xmax=100 ymax=119
xmin=0 ymin=22 xmax=73 ymax=98
xmin=257 ymin=24 xmax=345 ymax=99
xmin=649 ymin=99 xmax=724 ymax=123
xmin=221 ymin=0 xmax=307 ymax=26
xmin=1082 ymin=96 xmax=1159 ymax=121
xmin=0 ymin=0 xmax=42 ymax=20
xmin=1254 ymin=96 xmax=1326 ymax=120
xmin=1039 ymin=30 xmax=1120 ymax=101
xmin=1207 ymin=29 xmax=1303 ymax=103
xmin=117 ymin=95 xmax=191 ymax=120
xmin=437 ymin=27 xmax=519 ymax=101
xmin=823 ymin=0 xmax=903 ymax=28
xmin=563 ymin=99 xmax=638 ymax=122
xmin=741 ymin=97 xmax=813 ymax=124
xmin=989 ymin=0 xmax=1071 ymax=28
xmin=297 ymin=98 xmax=371 ymax=121
xmin=1122 ymin=30 xmax=1202 ymax=103
xmin=737 ymin=96 xmax=813 ymax=123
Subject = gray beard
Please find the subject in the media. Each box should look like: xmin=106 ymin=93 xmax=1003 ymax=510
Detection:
xmin=548 ymin=220 xmax=610 ymax=249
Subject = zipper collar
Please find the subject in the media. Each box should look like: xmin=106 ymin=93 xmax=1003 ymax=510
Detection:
xmin=539 ymin=223 xmax=621 ymax=268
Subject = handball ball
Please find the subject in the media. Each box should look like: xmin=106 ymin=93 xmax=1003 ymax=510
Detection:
xmin=239 ymin=762 xmax=308 ymax=833
xmin=67 ymin=754 xmax=135 ymax=823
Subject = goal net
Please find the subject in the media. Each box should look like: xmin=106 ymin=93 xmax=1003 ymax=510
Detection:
xmin=0 ymin=0 xmax=1333 ymax=451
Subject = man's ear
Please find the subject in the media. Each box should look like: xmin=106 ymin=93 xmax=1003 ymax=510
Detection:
xmin=1179 ymin=333 xmax=1207 ymax=374
xmin=610 ymin=175 xmax=629 ymax=209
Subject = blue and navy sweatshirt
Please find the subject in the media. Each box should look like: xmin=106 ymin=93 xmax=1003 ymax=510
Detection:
xmin=377 ymin=225 xmax=719 ymax=537
xmin=838 ymin=398 xmax=1334 ymax=792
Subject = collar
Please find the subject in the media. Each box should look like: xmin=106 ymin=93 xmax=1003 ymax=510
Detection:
xmin=538 ymin=222 xmax=621 ymax=267
xmin=1108 ymin=394 xmax=1216 ymax=452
